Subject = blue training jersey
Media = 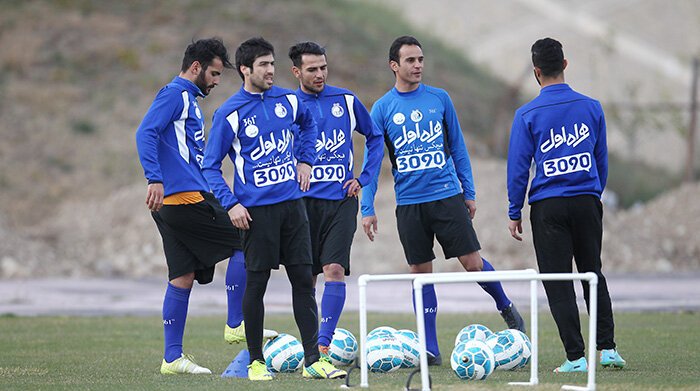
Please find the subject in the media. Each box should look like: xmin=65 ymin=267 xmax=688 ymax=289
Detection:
xmin=361 ymin=84 xmax=475 ymax=217
xmin=135 ymin=76 xmax=210 ymax=196
xmin=507 ymin=83 xmax=608 ymax=220
xmin=294 ymin=85 xmax=384 ymax=200
xmin=202 ymin=85 xmax=318 ymax=209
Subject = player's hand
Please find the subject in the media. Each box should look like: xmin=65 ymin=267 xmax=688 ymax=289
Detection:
xmin=229 ymin=204 xmax=252 ymax=230
xmin=362 ymin=215 xmax=378 ymax=242
xmin=146 ymin=183 xmax=164 ymax=212
xmin=297 ymin=162 xmax=311 ymax=192
xmin=465 ymin=199 xmax=477 ymax=219
xmin=509 ymin=219 xmax=523 ymax=241
xmin=343 ymin=178 xmax=361 ymax=197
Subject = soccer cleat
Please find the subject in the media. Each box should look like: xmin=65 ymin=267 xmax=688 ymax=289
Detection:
xmin=224 ymin=321 xmax=279 ymax=344
xmin=600 ymin=349 xmax=626 ymax=368
xmin=302 ymin=359 xmax=347 ymax=379
xmin=318 ymin=345 xmax=331 ymax=362
xmin=553 ymin=357 xmax=587 ymax=373
xmin=500 ymin=303 xmax=527 ymax=333
xmin=247 ymin=359 xmax=273 ymax=381
xmin=160 ymin=354 xmax=212 ymax=375
xmin=427 ymin=351 xmax=443 ymax=366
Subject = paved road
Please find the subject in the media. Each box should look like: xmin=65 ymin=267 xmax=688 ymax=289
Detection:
xmin=1 ymin=273 xmax=698 ymax=317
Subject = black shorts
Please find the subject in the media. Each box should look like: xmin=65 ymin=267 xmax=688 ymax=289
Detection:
xmin=152 ymin=192 xmax=242 ymax=284
xmin=242 ymin=198 xmax=312 ymax=272
xmin=395 ymin=193 xmax=481 ymax=265
xmin=304 ymin=197 xmax=358 ymax=276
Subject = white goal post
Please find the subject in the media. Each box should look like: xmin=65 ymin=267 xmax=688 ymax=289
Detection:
xmin=357 ymin=270 xmax=599 ymax=391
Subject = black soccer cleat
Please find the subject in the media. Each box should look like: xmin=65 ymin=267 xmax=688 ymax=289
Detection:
xmin=500 ymin=303 xmax=526 ymax=333
xmin=427 ymin=351 xmax=442 ymax=366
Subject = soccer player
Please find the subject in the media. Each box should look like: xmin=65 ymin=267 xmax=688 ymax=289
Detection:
xmin=507 ymin=37 xmax=625 ymax=372
xmin=135 ymin=37 xmax=238 ymax=375
xmin=288 ymin=42 xmax=384 ymax=357
xmin=202 ymin=37 xmax=346 ymax=381
xmin=360 ymin=36 xmax=525 ymax=366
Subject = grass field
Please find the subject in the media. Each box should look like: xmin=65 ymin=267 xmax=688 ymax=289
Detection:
xmin=1 ymin=311 xmax=698 ymax=390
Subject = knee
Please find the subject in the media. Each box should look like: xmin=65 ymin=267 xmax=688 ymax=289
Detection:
xmin=459 ymin=253 xmax=483 ymax=272
xmin=170 ymin=273 xmax=195 ymax=289
xmin=323 ymin=263 xmax=345 ymax=281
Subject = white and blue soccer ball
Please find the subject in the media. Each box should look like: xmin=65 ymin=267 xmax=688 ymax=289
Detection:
xmin=394 ymin=329 xmax=421 ymax=368
xmin=263 ymin=333 xmax=305 ymax=373
xmin=365 ymin=334 xmax=404 ymax=373
xmin=367 ymin=326 xmax=397 ymax=340
xmin=328 ymin=328 xmax=358 ymax=366
xmin=450 ymin=340 xmax=495 ymax=380
xmin=454 ymin=324 xmax=494 ymax=346
xmin=510 ymin=329 xmax=532 ymax=369
xmin=485 ymin=330 xmax=523 ymax=370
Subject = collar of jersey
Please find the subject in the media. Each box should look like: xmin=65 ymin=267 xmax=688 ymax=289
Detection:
xmin=172 ymin=76 xmax=204 ymax=98
xmin=540 ymin=83 xmax=571 ymax=94
xmin=391 ymin=83 xmax=425 ymax=98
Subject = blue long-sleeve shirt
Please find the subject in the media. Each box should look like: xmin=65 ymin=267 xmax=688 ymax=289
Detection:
xmin=294 ymin=85 xmax=384 ymax=200
xmin=135 ymin=76 xmax=209 ymax=196
xmin=202 ymin=85 xmax=318 ymax=209
xmin=507 ymin=83 xmax=608 ymax=220
xmin=361 ymin=84 xmax=475 ymax=217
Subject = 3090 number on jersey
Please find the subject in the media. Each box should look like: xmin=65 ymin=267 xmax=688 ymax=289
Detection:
xmin=396 ymin=151 xmax=445 ymax=173
xmin=543 ymin=152 xmax=592 ymax=177
xmin=254 ymin=161 xmax=295 ymax=187
xmin=310 ymin=164 xmax=345 ymax=183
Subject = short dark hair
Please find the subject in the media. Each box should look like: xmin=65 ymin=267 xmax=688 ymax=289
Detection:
xmin=288 ymin=41 xmax=326 ymax=68
xmin=180 ymin=37 xmax=233 ymax=72
xmin=389 ymin=35 xmax=422 ymax=64
xmin=531 ymin=38 xmax=565 ymax=77
xmin=235 ymin=37 xmax=275 ymax=81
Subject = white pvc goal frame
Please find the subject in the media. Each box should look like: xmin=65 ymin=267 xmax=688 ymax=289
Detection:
xmin=357 ymin=270 xmax=599 ymax=391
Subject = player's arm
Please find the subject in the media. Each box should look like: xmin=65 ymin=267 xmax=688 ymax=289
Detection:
xmin=360 ymin=105 xmax=385 ymax=241
xmin=202 ymin=108 xmax=239 ymax=210
xmin=351 ymin=95 xmax=384 ymax=196
xmin=441 ymin=92 xmax=477 ymax=216
xmin=294 ymin=102 xmax=318 ymax=192
xmin=506 ymin=112 xmax=534 ymax=241
xmin=594 ymin=103 xmax=609 ymax=191
xmin=135 ymin=88 xmax=182 ymax=211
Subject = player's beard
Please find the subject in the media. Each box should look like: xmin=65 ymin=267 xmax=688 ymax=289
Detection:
xmin=195 ymin=69 xmax=214 ymax=96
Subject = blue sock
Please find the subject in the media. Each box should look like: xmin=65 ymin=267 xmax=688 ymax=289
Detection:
xmin=226 ymin=250 xmax=246 ymax=328
xmin=478 ymin=258 xmax=512 ymax=311
xmin=163 ymin=283 xmax=191 ymax=362
xmin=412 ymin=284 xmax=439 ymax=356
xmin=318 ymin=281 xmax=346 ymax=347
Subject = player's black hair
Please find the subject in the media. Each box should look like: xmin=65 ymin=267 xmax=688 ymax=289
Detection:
xmin=180 ymin=37 xmax=233 ymax=72
xmin=531 ymin=38 xmax=565 ymax=77
xmin=235 ymin=37 xmax=275 ymax=81
xmin=389 ymin=35 xmax=422 ymax=64
xmin=288 ymin=41 xmax=326 ymax=68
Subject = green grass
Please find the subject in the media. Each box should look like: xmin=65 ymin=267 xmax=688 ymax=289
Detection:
xmin=1 ymin=312 xmax=698 ymax=390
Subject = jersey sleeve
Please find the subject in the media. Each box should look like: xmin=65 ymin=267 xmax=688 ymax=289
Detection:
xmin=360 ymin=103 xmax=385 ymax=217
xmin=294 ymin=101 xmax=318 ymax=166
xmin=442 ymin=91 xmax=475 ymax=200
xmin=202 ymin=108 xmax=239 ymax=209
xmin=135 ymin=87 xmax=182 ymax=184
xmin=506 ymin=112 xmax=534 ymax=220
xmin=594 ymin=103 xmax=608 ymax=191
xmin=353 ymin=95 xmax=384 ymax=187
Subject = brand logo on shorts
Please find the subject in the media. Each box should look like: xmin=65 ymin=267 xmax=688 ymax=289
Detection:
xmin=274 ymin=103 xmax=287 ymax=118
xmin=393 ymin=112 xmax=405 ymax=125
xmin=410 ymin=109 xmax=423 ymax=122
xmin=331 ymin=103 xmax=344 ymax=117
xmin=245 ymin=124 xmax=259 ymax=138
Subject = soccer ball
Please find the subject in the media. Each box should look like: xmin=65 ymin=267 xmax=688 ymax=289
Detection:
xmin=454 ymin=324 xmax=494 ymax=346
xmin=485 ymin=330 xmax=523 ymax=370
xmin=367 ymin=326 xmax=397 ymax=340
xmin=365 ymin=334 xmax=404 ymax=373
xmin=394 ymin=329 xmax=420 ymax=368
xmin=328 ymin=328 xmax=358 ymax=366
xmin=451 ymin=340 xmax=495 ymax=380
xmin=510 ymin=329 xmax=532 ymax=369
xmin=263 ymin=333 xmax=305 ymax=373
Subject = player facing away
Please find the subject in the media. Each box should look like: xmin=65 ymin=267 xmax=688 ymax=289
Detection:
xmin=202 ymin=37 xmax=346 ymax=381
xmin=360 ymin=36 xmax=526 ymax=365
xmin=507 ymin=37 xmax=625 ymax=372
xmin=135 ymin=38 xmax=239 ymax=375
xmin=288 ymin=42 xmax=384 ymax=357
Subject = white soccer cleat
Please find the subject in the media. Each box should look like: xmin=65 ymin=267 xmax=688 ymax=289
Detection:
xmin=160 ymin=353 xmax=212 ymax=375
